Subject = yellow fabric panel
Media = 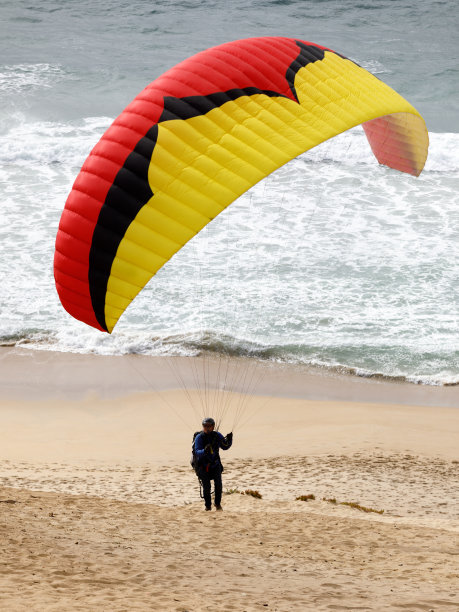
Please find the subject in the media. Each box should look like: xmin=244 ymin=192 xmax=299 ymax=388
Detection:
xmin=123 ymin=222 xmax=181 ymax=261
xmin=105 ymin=242 xmax=166 ymax=330
xmin=105 ymin=292 xmax=130 ymax=316
xmin=147 ymin=142 xmax=228 ymax=218
xmin=105 ymin=50 xmax=426 ymax=331
xmin=141 ymin=190 xmax=210 ymax=233
xmin=137 ymin=205 xmax=197 ymax=243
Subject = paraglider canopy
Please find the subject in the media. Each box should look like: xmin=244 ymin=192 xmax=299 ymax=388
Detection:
xmin=54 ymin=36 xmax=428 ymax=333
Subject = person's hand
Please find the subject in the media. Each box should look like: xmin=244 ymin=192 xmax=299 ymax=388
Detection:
xmin=204 ymin=444 xmax=212 ymax=454
xmin=226 ymin=432 xmax=233 ymax=443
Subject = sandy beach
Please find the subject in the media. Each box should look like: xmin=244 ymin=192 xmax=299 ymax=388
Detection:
xmin=0 ymin=347 xmax=458 ymax=611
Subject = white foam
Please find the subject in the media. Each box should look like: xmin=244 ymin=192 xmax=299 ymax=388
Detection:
xmin=0 ymin=116 xmax=111 ymax=167
xmin=356 ymin=58 xmax=391 ymax=75
xmin=0 ymin=63 xmax=67 ymax=94
xmin=1 ymin=118 xmax=459 ymax=384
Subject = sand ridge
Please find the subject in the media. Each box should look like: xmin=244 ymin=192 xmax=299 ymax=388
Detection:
xmin=1 ymin=452 xmax=458 ymax=530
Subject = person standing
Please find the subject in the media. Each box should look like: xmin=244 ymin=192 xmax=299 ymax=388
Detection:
xmin=193 ymin=417 xmax=233 ymax=511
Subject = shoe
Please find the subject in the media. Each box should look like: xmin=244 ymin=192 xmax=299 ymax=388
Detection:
xmin=205 ymin=506 xmax=211 ymax=511
xmin=215 ymin=505 xmax=223 ymax=511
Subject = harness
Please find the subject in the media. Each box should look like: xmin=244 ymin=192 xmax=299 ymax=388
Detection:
xmin=191 ymin=431 xmax=220 ymax=472
xmin=191 ymin=431 xmax=220 ymax=499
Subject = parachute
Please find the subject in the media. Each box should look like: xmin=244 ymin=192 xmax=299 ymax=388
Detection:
xmin=54 ymin=36 xmax=428 ymax=334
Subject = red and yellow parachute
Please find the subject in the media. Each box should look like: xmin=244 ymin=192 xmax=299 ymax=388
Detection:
xmin=54 ymin=36 xmax=428 ymax=332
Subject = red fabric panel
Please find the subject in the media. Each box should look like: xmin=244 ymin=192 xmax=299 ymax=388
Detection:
xmin=54 ymin=250 xmax=89 ymax=282
xmin=363 ymin=117 xmax=418 ymax=176
xmin=54 ymin=280 xmax=106 ymax=332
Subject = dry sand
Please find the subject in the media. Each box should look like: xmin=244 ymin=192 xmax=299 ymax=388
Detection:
xmin=0 ymin=347 xmax=458 ymax=611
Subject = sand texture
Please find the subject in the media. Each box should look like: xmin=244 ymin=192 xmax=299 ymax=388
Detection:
xmin=1 ymin=484 xmax=458 ymax=612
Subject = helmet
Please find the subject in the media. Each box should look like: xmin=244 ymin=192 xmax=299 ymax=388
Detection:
xmin=202 ymin=417 xmax=215 ymax=427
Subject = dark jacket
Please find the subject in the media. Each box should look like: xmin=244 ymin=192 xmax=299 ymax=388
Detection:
xmin=194 ymin=431 xmax=232 ymax=472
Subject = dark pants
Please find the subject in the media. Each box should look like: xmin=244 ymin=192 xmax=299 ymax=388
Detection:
xmin=198 ymin=465 xmax=222 ymax=508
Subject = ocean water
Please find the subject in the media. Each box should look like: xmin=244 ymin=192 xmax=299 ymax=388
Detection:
xmin=1 ymin=0 xmax=458 ymax=385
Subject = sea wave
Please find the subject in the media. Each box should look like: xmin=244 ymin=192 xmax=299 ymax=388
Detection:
xmin=0 ymin=63 xmax=67 ymax=94
xmin=0 ymin=118 xmax=458 ymax=173
xmin=3 ymin=329 xmax=458 ymax=387
xmin=0 ymin=116 xmax=111 ymax=167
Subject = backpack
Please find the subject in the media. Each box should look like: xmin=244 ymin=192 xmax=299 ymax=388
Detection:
xmin=190 ymin=430 xmax=222 ymax=473
xmin=190 ymin=431 xmax=201 ymax=472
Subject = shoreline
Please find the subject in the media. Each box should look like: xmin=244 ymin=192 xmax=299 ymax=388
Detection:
xmin=0 ymin=344 xmax=457 ymax=476
xmin=3 ymin=338 xmax=458 ymax=388
xmin=1 ymin=346 xmax=459 ymax=407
